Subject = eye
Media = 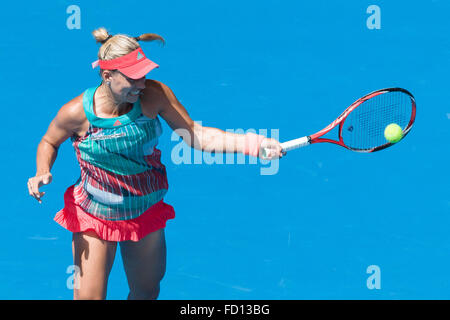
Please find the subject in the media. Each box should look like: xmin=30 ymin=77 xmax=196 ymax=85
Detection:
xmin=125 ymin=75 xmax=134 ymax=83
xmin=117 ymin=71 xmax=136 ymax=83
xmin=131 ymin=76 xmax=144 ymax=82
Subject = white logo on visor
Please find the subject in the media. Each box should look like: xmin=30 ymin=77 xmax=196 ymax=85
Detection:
xmin=137 ymin=52 xmax=144 ymax=60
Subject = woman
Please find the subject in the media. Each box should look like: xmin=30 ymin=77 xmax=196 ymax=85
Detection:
xmin=27 ymin=27 xmax=284 ymax=300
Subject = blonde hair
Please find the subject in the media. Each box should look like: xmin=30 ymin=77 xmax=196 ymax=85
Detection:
xmin=92 ymin=27 xmax=165 ymax=62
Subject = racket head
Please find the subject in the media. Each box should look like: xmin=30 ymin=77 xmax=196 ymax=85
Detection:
xmin=339 ymin=88 xmax=416 ymax=152
xmin=309 ymin=88 xmax=416 ymax=152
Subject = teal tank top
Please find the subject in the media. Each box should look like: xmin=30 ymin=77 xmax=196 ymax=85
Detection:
xmin=70 ymin=85 xmax=170 ymax=221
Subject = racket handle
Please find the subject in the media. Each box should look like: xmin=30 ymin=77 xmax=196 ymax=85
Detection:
xmin=261 ymin=136 xmax=310 ymax=158
xmin=280 ymin=136 xmax=311 ymax=152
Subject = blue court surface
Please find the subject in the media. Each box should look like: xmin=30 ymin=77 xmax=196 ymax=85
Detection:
xmin=2 ymin=0 xmax=449 ymax=299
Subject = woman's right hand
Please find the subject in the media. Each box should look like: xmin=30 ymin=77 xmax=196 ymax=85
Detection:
xmin=27 ymin=173 xmax=52 ymax=204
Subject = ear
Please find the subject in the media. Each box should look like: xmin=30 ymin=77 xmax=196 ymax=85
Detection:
xmin=101 ymin=70 xmax=114 ymax=83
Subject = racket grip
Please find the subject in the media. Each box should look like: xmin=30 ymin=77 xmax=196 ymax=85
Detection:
xmin=280 ymin=136 xmax=310 ymax=152
xmin=261 ymin=136 xmax=310 ymax=158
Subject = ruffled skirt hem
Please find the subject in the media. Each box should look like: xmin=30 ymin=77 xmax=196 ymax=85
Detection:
xmin=54 ymin=185 xmax=175 ymax=242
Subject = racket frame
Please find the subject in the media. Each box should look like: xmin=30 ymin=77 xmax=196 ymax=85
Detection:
xmin=276 ymin=87 xmax=416 ymax=154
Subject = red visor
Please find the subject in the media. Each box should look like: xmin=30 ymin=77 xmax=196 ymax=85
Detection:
xmin=91 ymin=47 xmax=159 ymax=79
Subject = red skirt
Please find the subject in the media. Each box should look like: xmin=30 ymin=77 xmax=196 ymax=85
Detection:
xmin=54 ymin=185 xmax=175 ymax=242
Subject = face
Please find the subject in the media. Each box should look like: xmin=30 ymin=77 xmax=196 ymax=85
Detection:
xmin=102 ymin=70 xmax=146 ymax=104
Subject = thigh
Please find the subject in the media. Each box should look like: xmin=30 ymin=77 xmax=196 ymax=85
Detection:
xmin=119 ymin=228 xmax=167 ymax=299
xmin=72 ymin=230 xmax=117 ymax=300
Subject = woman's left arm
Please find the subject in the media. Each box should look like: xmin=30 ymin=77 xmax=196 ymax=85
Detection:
xmin=146 ymin=80 xmax=284 ymax=159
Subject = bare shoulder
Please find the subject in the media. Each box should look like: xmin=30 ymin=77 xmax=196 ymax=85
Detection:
xmin=54 ymin=92 xmax=88 ymax=133
xmin=141 ymin=79 xmax=178 ymax=117
xmin=143 ymin=79 xmax=169 ymax=93
xmin=60 ymin=93 xmax=85 ymax=119
xmin=142 ymin=79 xmax=175 ymax=101
xmin=42 ymin=92 xmax=89 ymax=148
xmin=142 ymin=80 xmax=194 ymax=132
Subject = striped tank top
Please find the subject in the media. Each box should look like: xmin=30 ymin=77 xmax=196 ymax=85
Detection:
xmin=70 ymin=85 xmax=169 ymax=221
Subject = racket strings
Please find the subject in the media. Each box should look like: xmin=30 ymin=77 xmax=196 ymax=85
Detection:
xmin=341 ymin=91 xmax=413 ymax=151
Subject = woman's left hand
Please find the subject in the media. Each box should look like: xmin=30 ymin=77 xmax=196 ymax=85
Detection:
xmin=259 ymin=138 xmax=286 ymax=160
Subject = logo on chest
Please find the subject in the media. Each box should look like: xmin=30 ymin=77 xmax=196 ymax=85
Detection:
xmin=91 ymin=132 xmax=127 ymax=141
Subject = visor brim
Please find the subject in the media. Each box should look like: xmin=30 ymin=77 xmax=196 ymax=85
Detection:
xmin=119 ymin=59 xmax=159 ymax=79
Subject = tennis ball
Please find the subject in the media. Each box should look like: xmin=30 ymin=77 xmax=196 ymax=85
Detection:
xmin=384 ymin=123 xmax=403 ymax=143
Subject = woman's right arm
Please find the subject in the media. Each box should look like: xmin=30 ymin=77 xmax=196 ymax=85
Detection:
xmin=28 ymin=96 xmax=85 ymax=203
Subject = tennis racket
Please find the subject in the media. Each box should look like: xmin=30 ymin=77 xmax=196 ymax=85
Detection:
xmin=263 ymin=87 xmax=416 ymax=157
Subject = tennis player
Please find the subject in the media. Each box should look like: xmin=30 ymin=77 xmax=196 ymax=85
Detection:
xmin=27 ymin=28 xmax=284 ymax=300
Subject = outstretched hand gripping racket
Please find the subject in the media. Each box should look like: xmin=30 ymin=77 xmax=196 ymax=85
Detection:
xmin=263 ymin=88 xmax=416 ymax=157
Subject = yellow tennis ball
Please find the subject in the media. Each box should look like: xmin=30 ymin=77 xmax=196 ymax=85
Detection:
xmin=384 ymin=123 xmax=403 ymax=143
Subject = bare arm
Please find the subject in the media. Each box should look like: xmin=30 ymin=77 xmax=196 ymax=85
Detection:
xmin=36 ymin=103 xmax=82 ymax=173
xmin=148 ymin=80 xmax=248 ymax=154
xmin=28 ymin=96 xmax=85 ymax=203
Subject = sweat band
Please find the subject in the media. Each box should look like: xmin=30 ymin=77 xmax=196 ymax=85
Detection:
xmin=243 ymin=133 xmax=266 ymax=158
